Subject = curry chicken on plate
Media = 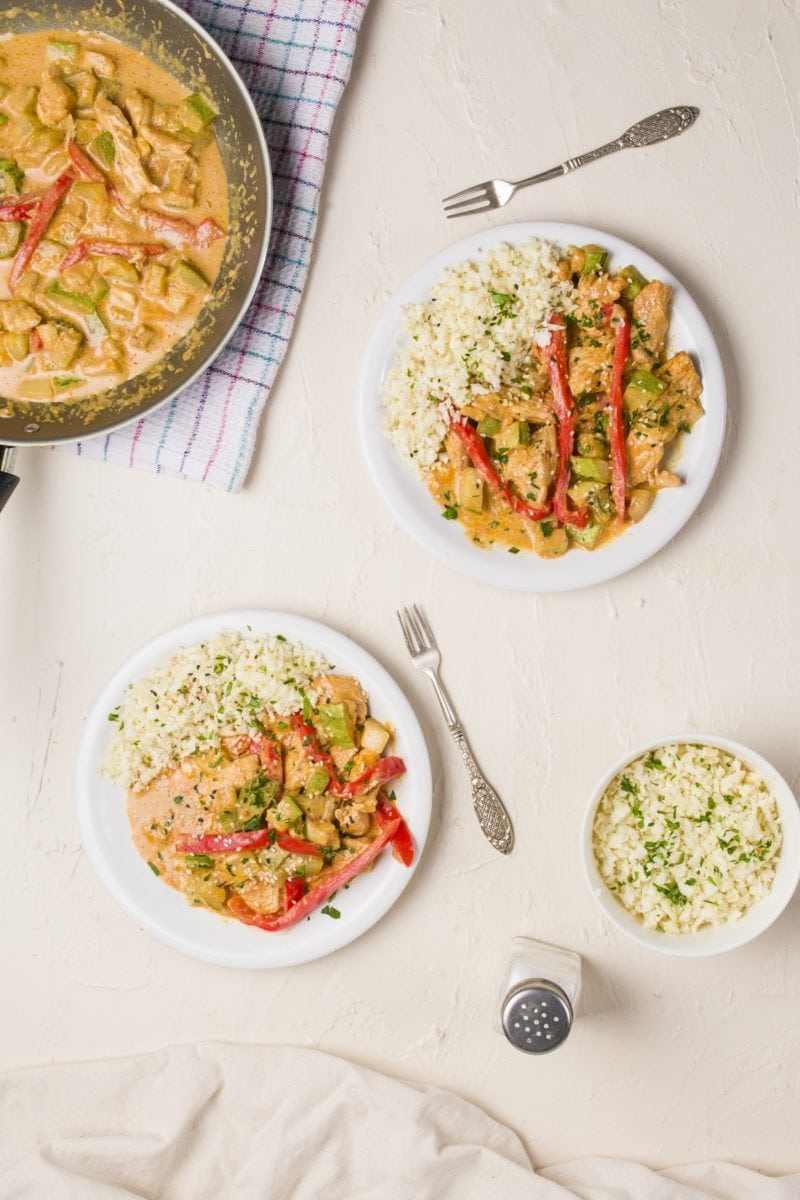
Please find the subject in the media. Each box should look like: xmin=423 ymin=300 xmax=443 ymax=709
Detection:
xmin=124 ymin=669 xmax=413 ymax=932
xmin=383 ymin=238 xmax=705 ymax=558
xmin=0 ymin=31 xmax=227 ymax=403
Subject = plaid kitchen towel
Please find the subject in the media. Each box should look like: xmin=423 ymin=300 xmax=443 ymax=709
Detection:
xmin=65 ymin=0 xmax=368 ymax=491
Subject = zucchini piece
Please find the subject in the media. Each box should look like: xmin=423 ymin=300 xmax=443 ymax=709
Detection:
xmin=180 ymin=93 xmax=217 ymax=132
xmin=620 ymin=264 xmax=648 ymax=300
xmin=0 ymin=157 xmax=24 ymax=195
xmin=267 ymin=795 xmax=303 ymax=832
xmin=570 ymin=456 xmax=612 ymax=483
xmin=361 ymin=717 xmax=390 ymax=755
xmin=316 ymin=702 xmax=356 ymax=749
xmin=25 ymin=128 xmax=63 ymax=155
xmin=84 ymin=309 xmax=108 ymax=339
xmin=580 ymin=243 xmax=608 ymax=275
xmin=15 ymin=111 xmax=43 ymax=140
xmin=45 ymin=280 xmax=95 ymax=314
xmin=130 ymin=324 xmax=158 ymax=351
xmin=305 ymin=767 xmax=330 ymax=796
xmin=89 ymin=130 xmax=115 ymax=167
xmin=98 ymin=255 xmax=139 ymax=284
xmin=89 ymin=276 xmax=110 ymax=303
xmin=626 ymin=369 xmax=666 ymax=396
xmin=569 ymin=523 xmax=603 ymax=550
xmin=72 ymin=117 xmax=99 ymax=145
xmin=73 ymin=180 xmax=107 ymax=209
xmin=67 ymin=70 xmax=98 ymax=108
xmin=182 ymin=876 xmax=226 ymax=910
xmin=0 ymin=112 xmax=8 ymax=130
xmin=455 ymin=466 xmax=484 ymax=514
xmin=476 ymin=415 xmax=502 ymax=437
xmin=575 ymin=430 xmax=606 ymax=458
xmin=628 ymin=487 xmax=655 ymax=524
xmin=290 ymin=854 xmax=324 ymax=878
xmin=3 ymin=331 xmax=30 ymax=361
xmin=170 ymin=260 xmax=208 ymax=291
xmin=46 ymin=40 xmax=79 ymax=64
xmin=141 ymin=261 xmax=167 ymax=299
xmin=52 ymin=375 xmax=82 ymax=391
xmin=623 ymin=369 xmax=667 ymax=413
xmin=0 ymin=220 xmax=22 ymax=258
xmin=494 ymin=420 xmax=530 ymax=450
xmin=258 ymin=844 xmax=289 ymax=874
xmin=18 ymin=377 xmax=55 ymax=399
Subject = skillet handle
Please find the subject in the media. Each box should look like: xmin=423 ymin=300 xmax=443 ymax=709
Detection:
xmin=0 ymin=446 xmax=19 ymax=514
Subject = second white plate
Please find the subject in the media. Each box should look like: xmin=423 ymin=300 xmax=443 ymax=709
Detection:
xmin=76 ymin=610 xmax=432 ymax=969
xmin=358 ymin=221 xmax=726 ymax=593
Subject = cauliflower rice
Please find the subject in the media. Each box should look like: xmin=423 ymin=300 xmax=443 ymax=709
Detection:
xmin=103 ymin=632 xmax=331 ymax=792
xmin=593 ymin=744 xmax=782 ymax=933
xmin=382 ymin=237 xmax=576 ymax=473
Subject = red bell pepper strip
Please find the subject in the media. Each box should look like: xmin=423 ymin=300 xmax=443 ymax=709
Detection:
xmin=67 ymin=139 xmax=105 ymax=183
xmin=249 ymin=734 xmax=283 ymax=784
xmin=59 ymin=239 xmax=166 ymax=272
xmin=606 ymin=305 xmax=631 ymax=517
xmin=544 ymin=313 xmax=588 ymax=529
xmin=275 ymin=832 xmax=322 ymax=858
xmin=338 ymin=756 xmax=407 ymax=800
xmin=449 ymin=416 xmax=552 ymax=523
xmin=176 ymin=828 xmax=270 ymax=854
xmin=0 ymin=195 xmax=40 ymax=221
xmin=9 ymin=166 xmax=76 ymax=290
xmin=375 ymin=796 xmax=414 ymax=867
xmin=284 ymin=876 xmax=305 ymax=908
xmin=141 ymin=210 xmax=224 ymax=247
xmin=290 ymin=711 xmax=346 ymax=796
xmin=227 ymin=819 xmax=400 ymax=932
xmin=29 ymin=328 xmax=43 ymax=352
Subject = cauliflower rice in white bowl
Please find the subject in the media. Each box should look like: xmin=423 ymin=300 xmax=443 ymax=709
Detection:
xmin=581 ymin=735 xmax=800 ymax=956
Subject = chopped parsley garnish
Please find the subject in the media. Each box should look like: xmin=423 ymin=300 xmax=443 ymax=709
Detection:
xmin=489 ymin=290 xmax=517 ymax=319
xmin=442 ymin=504 xmax=459 ymax=520
xmin=321 ymin=904 xmax=341 ymax=919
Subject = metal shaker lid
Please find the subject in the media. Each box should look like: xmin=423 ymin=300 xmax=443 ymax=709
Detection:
xmin=501 ymin=978 xmax=573 ymax=1053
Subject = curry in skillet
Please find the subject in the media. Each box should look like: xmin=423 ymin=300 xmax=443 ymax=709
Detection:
xmin=0 ymin=31 xmax=227 ymax=402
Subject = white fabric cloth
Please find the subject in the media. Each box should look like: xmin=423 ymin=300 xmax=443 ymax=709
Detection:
xmin=0 ymin=1043 xmax=797 ymax=1198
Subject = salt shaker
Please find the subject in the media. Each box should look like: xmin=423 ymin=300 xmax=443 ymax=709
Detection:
xmin=493 ymin=936 xmax=582 ymax=1054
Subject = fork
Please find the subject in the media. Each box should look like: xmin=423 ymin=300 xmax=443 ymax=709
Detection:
xmin=397 ymin=604 xmax=514 ymax=854
xmin=442 ymin=105 xmax=700 ymax=218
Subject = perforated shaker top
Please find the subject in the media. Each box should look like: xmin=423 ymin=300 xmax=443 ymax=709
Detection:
xmin=501 ymin=979 xmax=573 ymax=1053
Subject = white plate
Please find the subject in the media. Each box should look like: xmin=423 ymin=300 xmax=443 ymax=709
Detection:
xmin=358 ymin=221 xmax=726 ymax=592
xmin=76 ymin=611 xmax=432 ymax=969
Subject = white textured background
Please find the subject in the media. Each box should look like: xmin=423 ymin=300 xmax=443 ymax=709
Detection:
xmin=2 ymin=0 xmax=799 ymax=1172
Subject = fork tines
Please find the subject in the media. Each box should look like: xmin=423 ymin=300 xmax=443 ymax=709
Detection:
xmin=442 ymin=183 xmax=494 ymax=218
xmin=397 ymin=604 xmax=436 ymax=656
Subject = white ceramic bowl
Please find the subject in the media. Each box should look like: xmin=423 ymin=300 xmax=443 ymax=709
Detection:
xmin=76 ymin=610 xmax=432 ymax=969
xmin=581 ymin=734 xmax=800 ymax=956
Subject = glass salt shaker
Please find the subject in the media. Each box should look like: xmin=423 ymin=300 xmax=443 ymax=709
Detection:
xmin=493 ymin=936 xmax=582 ymax=1054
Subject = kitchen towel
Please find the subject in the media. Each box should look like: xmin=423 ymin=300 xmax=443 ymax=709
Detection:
xmin=1 ymin=1043 xmax=798 ymax=1199
xmin=66 ymin=0 xmax=367 ymax=491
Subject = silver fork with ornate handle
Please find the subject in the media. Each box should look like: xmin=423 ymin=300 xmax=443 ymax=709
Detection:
xmin=397 ymin=604 xmax=514 ymax=854
xmin=443 ymin=105 xmax=700 ymax=218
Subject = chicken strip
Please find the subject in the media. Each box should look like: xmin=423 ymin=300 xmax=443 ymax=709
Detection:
xmin=94 ymin=93 xmax=157 ymax=196
xmin=502 ymin=424 xmax=557 ymax=508
xmin=630 ymin=280 xmax=672 ymax=369
xmin=311 ymin=674 xmax=369 ymax=727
